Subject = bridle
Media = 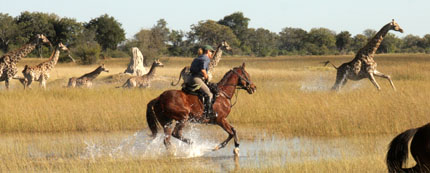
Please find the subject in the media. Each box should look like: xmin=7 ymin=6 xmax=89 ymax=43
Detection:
xmin=219 ymin=67 xmax=254 ymax=107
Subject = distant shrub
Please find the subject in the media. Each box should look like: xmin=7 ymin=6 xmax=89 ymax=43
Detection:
xmin=73 ymin=43 xmax=101 ymax=65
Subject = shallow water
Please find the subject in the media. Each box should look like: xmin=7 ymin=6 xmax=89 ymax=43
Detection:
xmin=1 ymin=125 xmax=391 ymax=172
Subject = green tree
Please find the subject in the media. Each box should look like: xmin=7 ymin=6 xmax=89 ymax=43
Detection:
xmin=15 ymin=11 xmax=57 ymax=57
xmin=188 ymin=20 xmax=239 ymax=48
xmin=247 ymin=28 xmax=279 ymax=57
xmin=132 ymin=19 xmax=171 ymax=63
xmin=85 ymin=14 xmax=125 ymax=50
xmin=401 ymin=34 xmax=424 ymax=53
xmin=363 ymin=29 xmax=376 ymax=40
xmin=379 ymin=33 xmax=401 ymax=53
xmin=0 ymin=13 xmax=18 ymax=52
xmin=351 ymin=34 xmax=367 ymax=52
xmin=51 ymin=17 xmax=83 ymax=45
xmin=305 ymin=28 xmax=336 ymax=55
xmin=218 ymin=12 xmax=250 ymax=46
xmin=335 ymin=31 xmax=352 ymax=54
xmin=168 ymin=29 xmax=186 ymax=56
xmin=278 ymin=27 xmax=307 ymax=53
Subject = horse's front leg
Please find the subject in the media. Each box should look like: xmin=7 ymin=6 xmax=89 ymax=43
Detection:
xmin=172 ymin=120 xmax=192 ymax=145
xmin=213 ymin=118 xmax=240 ymax=156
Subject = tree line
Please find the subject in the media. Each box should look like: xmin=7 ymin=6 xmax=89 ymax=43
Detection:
xmin=1 ymin=11 xmax=430 ymax=64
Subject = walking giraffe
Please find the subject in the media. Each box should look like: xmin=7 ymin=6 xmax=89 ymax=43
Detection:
xmin=325 ymin=20 xmax=403 ymax=91
xmin=21 ymin=42 xmax=68 ymax=89
xmin=171 ymin=41 xmax=232 ymax=86
xmin=0 ymin=34 xmax=51 ymax=89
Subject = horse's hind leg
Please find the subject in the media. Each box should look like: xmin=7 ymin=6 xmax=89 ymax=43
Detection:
xmin=162 ymin=121 xmax=174 ymax=150
xmin=172 ymin=120 xmax=192 ymax=145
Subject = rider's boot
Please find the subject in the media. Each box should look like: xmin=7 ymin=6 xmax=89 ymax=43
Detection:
xmin=205 ymin=97 xmax=217 ymax=121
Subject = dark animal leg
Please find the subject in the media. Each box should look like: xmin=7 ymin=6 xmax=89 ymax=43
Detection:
xmin=332 ymin=71 xmax=347 ymax=91
xmin=373 ymin=70 xmax=396 ymax=91
xmin=172 ymin=120 xmax=192 ymax=145
xmin=162 ymin=121 xmax=174 ymax=150
xmin=5 ymin=78 xmax=10 ymax=89
xmin=368 ymin=73 xmax=381 ymax=90
xmin=214 ymin=118 xmax=239 ymax=155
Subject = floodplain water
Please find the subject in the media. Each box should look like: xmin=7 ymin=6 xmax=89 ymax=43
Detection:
xmin=1 ymin=124 xmax=391 ymax=172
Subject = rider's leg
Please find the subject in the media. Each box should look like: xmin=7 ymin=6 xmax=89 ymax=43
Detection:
xmin=194 ymin=77 xmax=215 ymax=118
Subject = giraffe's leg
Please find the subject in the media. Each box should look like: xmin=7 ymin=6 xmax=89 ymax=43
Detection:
xmin=332 ymin=71 xmax=347 ymax=91
xmin=5 ymin=78 xmax=10 ymax=89
xmin=368 ymin=73 xmax=381 ymax=91
xmin=373 ymin=70 xmax=396 ymax=91
xmin=40 ymin=78 xmax=46 ymax=89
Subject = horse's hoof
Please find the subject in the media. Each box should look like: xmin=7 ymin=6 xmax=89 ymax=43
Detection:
xmin=233 ymin=147 xmax=240 ymax=156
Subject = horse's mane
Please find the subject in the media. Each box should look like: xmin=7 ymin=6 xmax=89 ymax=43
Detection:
xmin=217 ymin=67 xmax=241 ymax=86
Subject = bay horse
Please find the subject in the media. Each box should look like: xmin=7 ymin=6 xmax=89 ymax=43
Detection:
xmin=146 ymin=63 xmax=256 ymax=155
xmin=386 ymin=123 xmax=430 ymax=172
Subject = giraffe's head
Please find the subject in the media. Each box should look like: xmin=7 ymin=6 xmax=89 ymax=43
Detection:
xmin=58 ymin=42 xmax=69 ymax=51
xmin=35 ymin=34 xmax=52 ymax=47
xmin=99 ymin=64 xmax=109 ymax=73
xmin=390 ymin=19 xmax=403 ymax=33
xmin=152 ymin=59 xmax=164 ymax=68
xmin=221 ymin=40 xmax=232 ymax=51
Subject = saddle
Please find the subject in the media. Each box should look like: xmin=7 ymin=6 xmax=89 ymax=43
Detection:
xmin=182 ymin=82 xmax=218 ymax=97
xmin=181 ymin=82 xmax=219 ymax=110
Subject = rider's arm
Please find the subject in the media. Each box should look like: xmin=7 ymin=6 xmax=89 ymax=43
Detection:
xmin=201 ymin=69 xmax=208 ymax=80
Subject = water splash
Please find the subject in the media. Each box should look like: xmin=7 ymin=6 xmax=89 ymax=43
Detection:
xmin=82 ymin=124 xmax=219 ymax=159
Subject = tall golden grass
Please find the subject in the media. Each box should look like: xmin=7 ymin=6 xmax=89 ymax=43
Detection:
xmin=0 ymin=54 xmax=428 ymax=171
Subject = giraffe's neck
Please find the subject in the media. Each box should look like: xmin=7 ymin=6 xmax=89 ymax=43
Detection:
xmin=210 ymin=45 xmax=223 ymax=69
xmin=45 ymin=47 xmax=61 ymax=69
xmin=82 ymin=67 xmax=103 ymax=80
xmin=356 ymin=23 xmax=392 ymax=59
xmin=145 ymin=63 xmax=158 ymax=80
xmin=4 ymin=42 xmax=38 ymax=63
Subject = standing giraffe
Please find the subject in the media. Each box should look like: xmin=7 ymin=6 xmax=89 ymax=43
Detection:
xmin=21 ymin=42 xmax=68 ymax=89
xmin=0 ymin=34 xmax=51 ymax=89
xmin=325 ymin=20 xmax=403 ymax=91
xmin=171 ymin=41 xmax=232 ymax=86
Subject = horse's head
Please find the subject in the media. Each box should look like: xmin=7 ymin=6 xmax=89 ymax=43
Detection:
xmin=233 ymin=62 xmax=256 ymax=94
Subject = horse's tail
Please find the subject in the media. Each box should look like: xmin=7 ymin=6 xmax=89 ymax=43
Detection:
xmin=171 ymin=67 xmax=186 ymax=86
xmin=146 ymin=98 xmax=159 ymax=138
xmin=322 ymin=61 xmax=338 ymax=69
xmin=386 ymin=127 xmax=418 ymax=172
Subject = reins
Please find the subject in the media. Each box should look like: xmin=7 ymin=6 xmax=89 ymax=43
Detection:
xmin=217 ymin=68 xmax=250 ymax=108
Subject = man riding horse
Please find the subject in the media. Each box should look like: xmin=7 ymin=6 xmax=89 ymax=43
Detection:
xmin=187 ymin=45 xmax=217 ymax=120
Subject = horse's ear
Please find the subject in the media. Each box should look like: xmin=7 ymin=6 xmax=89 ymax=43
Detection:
xmin=242 ymin=62 xmax=246 ymax=68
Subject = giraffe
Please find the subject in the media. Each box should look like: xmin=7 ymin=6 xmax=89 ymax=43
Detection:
xmin=21 ymin=42 xmax=68 ymax=89
xmin=325 ymin=20 xmax=403 ymax=91
xmin=68 ymin=64 xmax=109 ymax=88
xmin=0 ymin=34 xmax=51 ymax=89
xmin=171 ymin=41 xmax=232 ymax=86
xmin=119 ymin=59 xmax=164 ymax=88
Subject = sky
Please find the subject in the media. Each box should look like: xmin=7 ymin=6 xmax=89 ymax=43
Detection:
xmin=1 ymin=0 xmax=428 ymax=39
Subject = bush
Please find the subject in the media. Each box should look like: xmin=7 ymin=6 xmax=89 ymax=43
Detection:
xmin=73 ymin=43 xmax=101 ymax=65
xmin=101 ymin=49 xmax=130 ymax=58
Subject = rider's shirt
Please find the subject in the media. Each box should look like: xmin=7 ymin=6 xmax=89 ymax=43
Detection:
xmin=190 ymin=55 xmax=210 ymax=77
